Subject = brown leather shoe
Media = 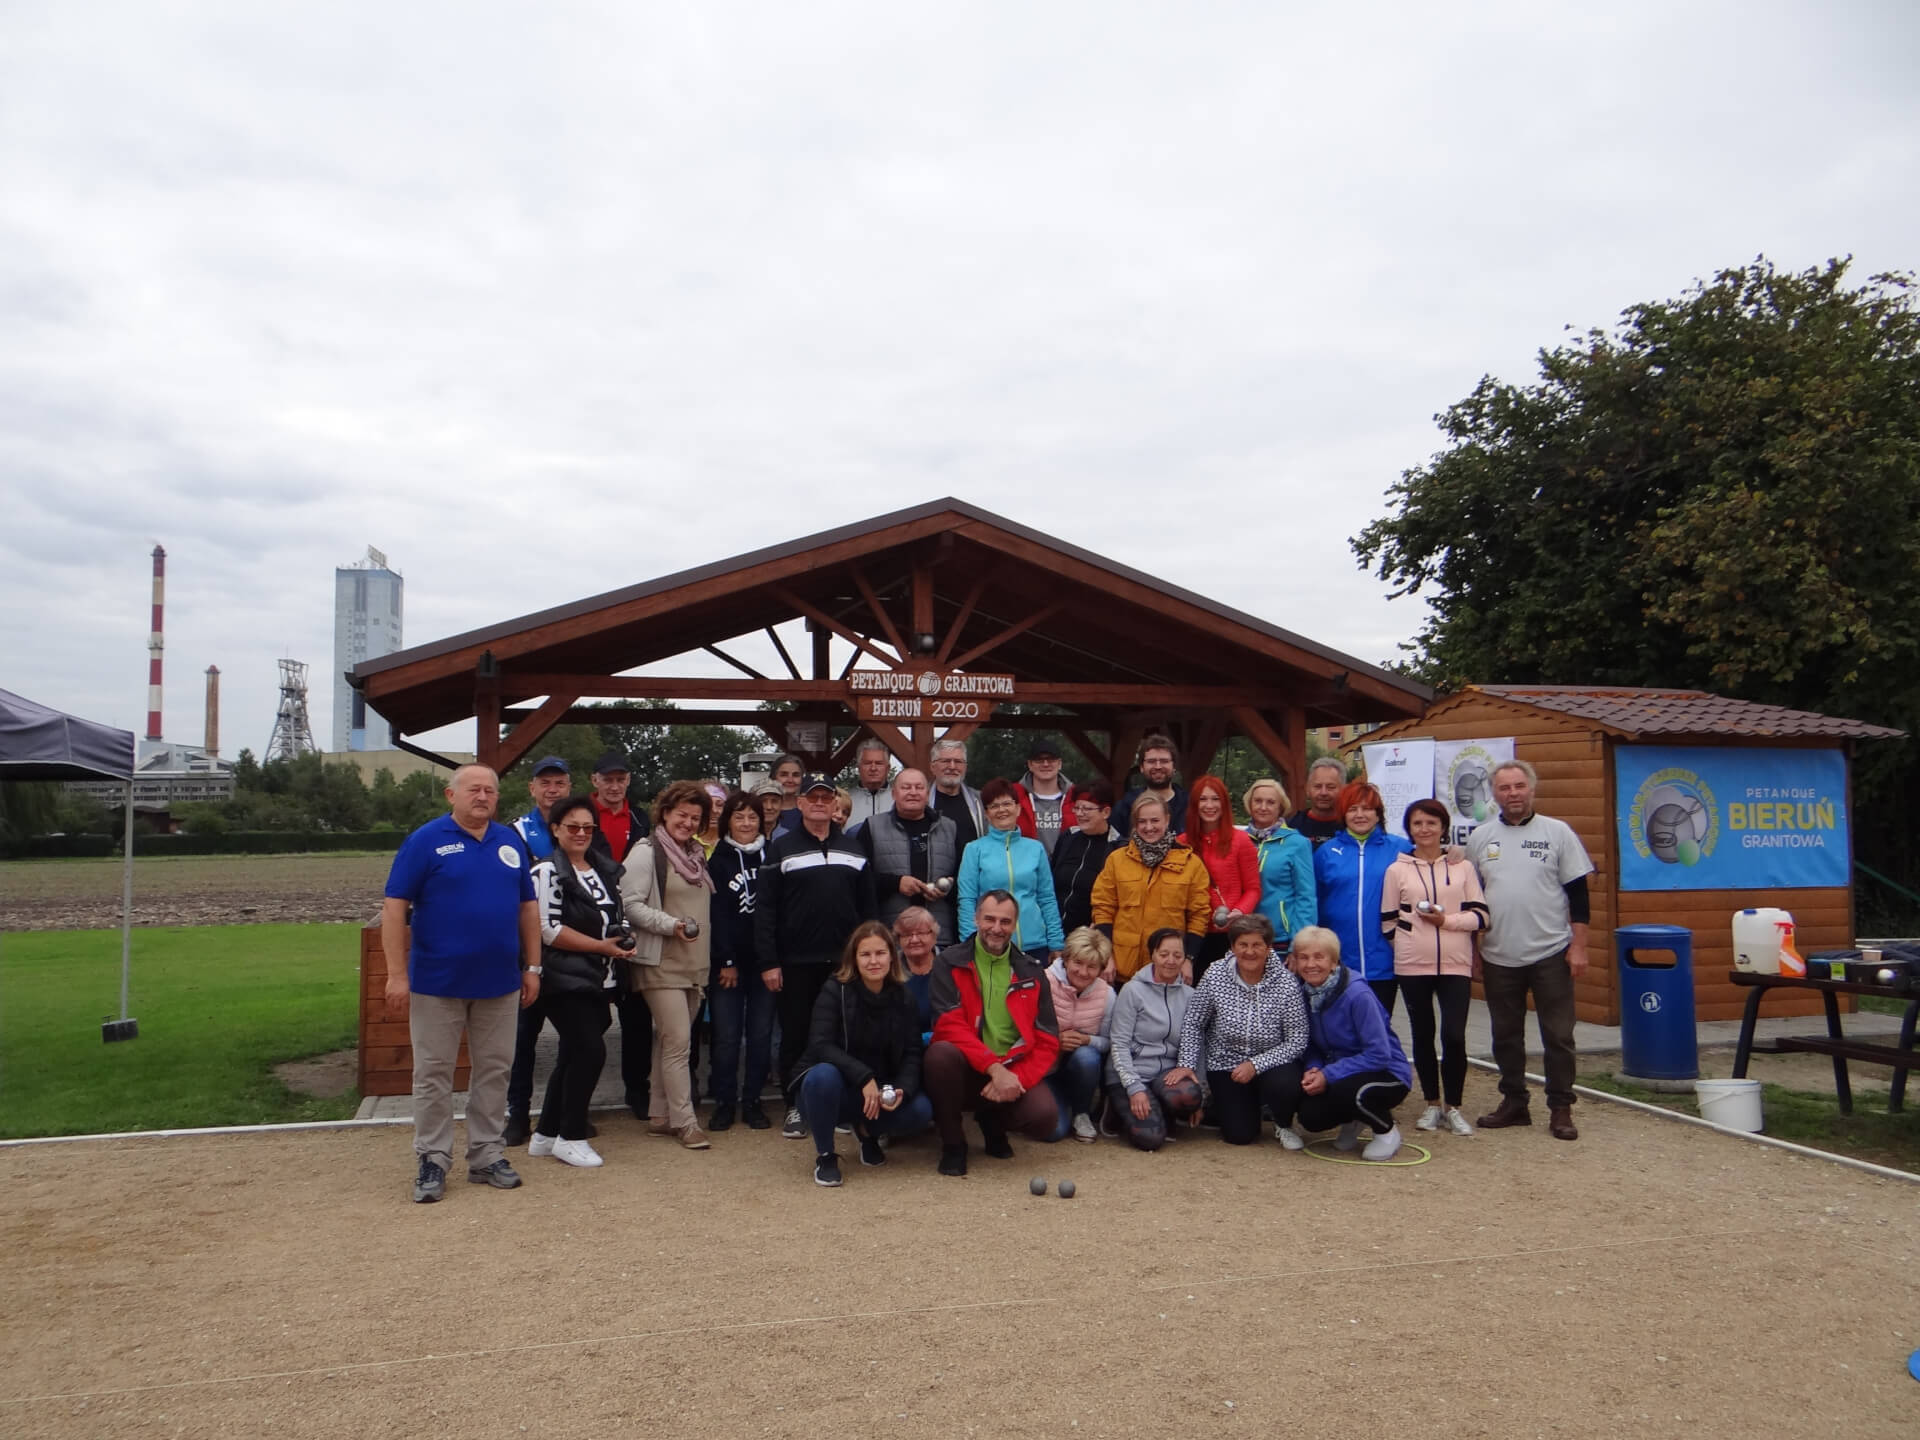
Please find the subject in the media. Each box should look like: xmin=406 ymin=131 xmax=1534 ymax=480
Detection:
xmin=677 ymin=1124 xmax=711 ymax=1150
xmin=1476 ymin=1095 xmax=1533 ymax=1129
xmin=1548 ymin=1106 xmax=1578 ymax=1141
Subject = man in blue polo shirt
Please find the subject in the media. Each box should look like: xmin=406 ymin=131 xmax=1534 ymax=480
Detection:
xmin=384 ymin=764 xmax=540 ymax=1203
xmin=504 ymin=755 xmax=571 ymax=1146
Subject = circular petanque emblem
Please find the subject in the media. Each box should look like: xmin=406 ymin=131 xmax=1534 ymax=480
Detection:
xmin=497 ymin=845 xmax=522 ymax=868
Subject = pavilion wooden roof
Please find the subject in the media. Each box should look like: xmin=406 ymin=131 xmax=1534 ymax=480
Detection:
xmin=354 ymin=498 xmax=1425 ymax=729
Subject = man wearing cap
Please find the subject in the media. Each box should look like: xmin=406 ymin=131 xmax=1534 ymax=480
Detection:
xmin=1013 ymin=741 xmax=1072 ymax=856
xmin=844 ymin=737 xmax=896 ymax=831
xmin=756 ymin=771 xmax=877 ymax=1138
xmin=503 ymin=755 xmax=573 ymax=1145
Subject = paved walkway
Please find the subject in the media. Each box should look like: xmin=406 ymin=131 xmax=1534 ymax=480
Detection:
xmin=354 ymin=997 xmax=1911 ymax=1121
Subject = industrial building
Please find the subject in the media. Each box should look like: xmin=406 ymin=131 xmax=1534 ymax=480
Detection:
xmin=332 ymin=546 xmax=404 ymax=751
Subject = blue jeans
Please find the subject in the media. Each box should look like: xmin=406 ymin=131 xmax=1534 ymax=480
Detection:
xmin=707 ymin=968 xmax=776 ymax=1107
xmin=797 ymin=1064 xmax=934 ymax=1155
xmin=1045 ymin=1044 xmax=1106 ymax=1140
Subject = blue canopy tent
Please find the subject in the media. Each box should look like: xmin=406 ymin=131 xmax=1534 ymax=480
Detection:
xmin=0 ymin=688 xmax=140 ymax=1039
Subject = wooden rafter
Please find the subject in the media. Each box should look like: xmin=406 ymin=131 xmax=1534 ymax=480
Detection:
xmin=498 ymin=673 xmax=1299 ymax=708
xmin=765 ymin=626 xmax=803 ymax=680
xmin=494 ymin=690 xmax=583 ymax=772
xmin=850 ymin=567 xmax=909 ymax=660
xmin=934 ymin=575 xmax=989 ymax=667
xmin=702 ymin=643 xmax=766 ymax=680
xmin=1059 ymin=725 xmax=1111 ymax=779
xmin=947 ymin=602 xmax=1065 ymax=671
xmin=774 ymin=586 xmax=899 ymax=669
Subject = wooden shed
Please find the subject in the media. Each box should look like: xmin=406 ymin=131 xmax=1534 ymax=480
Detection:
xmin=1355 ymin=685 xmax=1902 ymax=1025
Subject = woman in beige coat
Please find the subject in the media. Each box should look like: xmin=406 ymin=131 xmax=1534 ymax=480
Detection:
xmin=623 ymin=780 xmax=717 ymax=1149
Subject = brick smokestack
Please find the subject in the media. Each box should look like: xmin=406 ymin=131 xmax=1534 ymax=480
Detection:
xmin=204 ymin=665 xmax=220 ymax=756
xmin=146 ymin=544 xmax=166 ymax=741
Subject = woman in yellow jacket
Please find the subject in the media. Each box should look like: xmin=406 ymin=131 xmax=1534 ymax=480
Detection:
xmin=1091 ymin=794 xmax=1212 ymax=983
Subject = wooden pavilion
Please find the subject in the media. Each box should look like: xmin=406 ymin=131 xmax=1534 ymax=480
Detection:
xmin=347 ymin=498 xmax=1430 ymax=800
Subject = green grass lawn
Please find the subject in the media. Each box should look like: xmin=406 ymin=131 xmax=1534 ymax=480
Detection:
xmin=1581 ymin=1070 xmax=1920 ymax=1174
xmin=0 ymin=924 xmax=362 ymax=1139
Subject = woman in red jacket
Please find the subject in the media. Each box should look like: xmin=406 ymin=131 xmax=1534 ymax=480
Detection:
xmin=1180 ymin=775 xmax=1261 ymax=985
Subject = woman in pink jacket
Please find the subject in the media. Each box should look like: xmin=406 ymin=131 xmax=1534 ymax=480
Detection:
xmin=1045 ymin=928 xmax=1116 ymax=1142
xmin=1180 ymin=775 xmax=1261 ymax=986
xmin=1380 ymin=798 xmax=1488 ymax=1137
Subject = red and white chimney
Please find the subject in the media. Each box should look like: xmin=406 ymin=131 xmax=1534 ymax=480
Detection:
xmin=146 ymin=544 xmax=165 ymax=741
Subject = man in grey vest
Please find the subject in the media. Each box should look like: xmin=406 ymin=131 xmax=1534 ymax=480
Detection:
xmin=863 ymin=768 xmax=961 ymax=942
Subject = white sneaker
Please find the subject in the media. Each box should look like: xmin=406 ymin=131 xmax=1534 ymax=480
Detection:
xmin=551 ymin=1137 xmax=603 ymax=1168
xmin=1362 ymin=1125 xmax=1403 ymax=1162
xmin=527 ymin=1132 xmax=556 ymax=1159
xmin=1334 ymin=1121 xmax=1363 ymax=1152
xmin=1415 ymin=1104 xmax=1444 ymax=1131
xmin=1275 ymin=1124 xmax=1305 ymax=1151
xmin=1445 ymin=1107 xmax=1475 ymax=1137
xmin=1071 ymin=1112 xmax=1098 ymax=1143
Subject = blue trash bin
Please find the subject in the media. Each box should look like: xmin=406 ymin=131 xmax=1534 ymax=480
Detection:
xmin=1615 ymin=924 xmax=1698 ymax=1083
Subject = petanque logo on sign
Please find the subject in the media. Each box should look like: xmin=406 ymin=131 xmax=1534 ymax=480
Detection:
xmin=1444 ymin=744 xmax=1500 ymax=825
xmin=916 ymin=670 xmax=943 ymax=697
xmin=1627 ymin=767 xmax=1719 ymax=868
xmin=1640 ymin=991 xmax=1662 ymax=1013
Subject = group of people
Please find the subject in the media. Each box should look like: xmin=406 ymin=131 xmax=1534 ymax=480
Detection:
xmin=382 ymin=734 xmax=1591 ymax=1202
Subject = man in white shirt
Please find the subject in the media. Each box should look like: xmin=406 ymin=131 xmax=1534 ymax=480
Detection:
xmin=1464 ymin=759 xmax=1592 ymax=1141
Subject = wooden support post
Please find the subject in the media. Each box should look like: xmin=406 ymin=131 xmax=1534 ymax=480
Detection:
xmin=475 ymin=662 xmax=503 ymax=773
xmin=811 ymin=620 xmax=831 ymax=679
xmin=911 ymin=565 xmax=935 ymax=649
xmin=1230 ymin=705 xmax=1297 ymax=797
xmin=1060 ymin=725 xmax=1111 ymax=781
xmin=864 ymin=721 xmax=917 ymax=769
xmin=1107 ymin=717 xmax=1148 ymax=793
xmin=495 ymin=690 xmax=581 ymax=774
xmin=1281 ymin=705 xmax=1307 ymax=808
xmin=827 ymin=726 xmax=875 ymax=776
xmin=1181 ymin=714 xmax=1229 ymax=782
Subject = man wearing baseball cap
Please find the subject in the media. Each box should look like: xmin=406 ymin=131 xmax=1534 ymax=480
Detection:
xmin=1013 ymin=740 xmax=1072 ymax=856
xmin=585 ymin=751 xmax=650 ymax=867
xmin=504 ymin=754 xmax=573 ymax=1146
xmin=755 ymin=771 xmax=876 ymax=1137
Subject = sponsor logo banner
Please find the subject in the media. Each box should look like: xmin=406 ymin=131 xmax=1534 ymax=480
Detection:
xmin=1616 ymin=745 xmax=1848 ymax=891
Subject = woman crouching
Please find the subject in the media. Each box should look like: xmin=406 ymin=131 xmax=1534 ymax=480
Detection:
xmin=794 ymin=921 xmax=934 ymax=1187
xmin=1290 ymin=925 xmax=1414 ymax=1161
xmin=1164 ymin=913 xmax=1309 ymax=1145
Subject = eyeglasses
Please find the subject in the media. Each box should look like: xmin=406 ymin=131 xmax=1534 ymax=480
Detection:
xmin=558 ymin=822 xmax=597 ymax=835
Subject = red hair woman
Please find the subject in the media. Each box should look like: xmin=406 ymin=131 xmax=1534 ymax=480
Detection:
xmin=1178 ymin=775 xmax=1262 ymax=985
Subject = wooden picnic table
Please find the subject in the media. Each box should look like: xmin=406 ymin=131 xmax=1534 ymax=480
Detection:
xmin=1729 ymin=970 xmax=1920 ymax=1115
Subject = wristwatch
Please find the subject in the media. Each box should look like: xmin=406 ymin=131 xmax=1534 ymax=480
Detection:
xmin=521 ymin=964 xmax=543 ymax=975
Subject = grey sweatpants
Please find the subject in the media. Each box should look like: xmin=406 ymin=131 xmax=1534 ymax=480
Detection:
xmin=410 ymin=990 xmax=520 ymax=1170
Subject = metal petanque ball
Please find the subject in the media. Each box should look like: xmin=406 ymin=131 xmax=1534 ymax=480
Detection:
xmin=1057 ymin=1180 xmax=1076 ymax=1199
xmin=1878 ymin=968 xmax=1899 ymax=985
xmin=1029 ymin=1176 xmax=1047 ymax=1196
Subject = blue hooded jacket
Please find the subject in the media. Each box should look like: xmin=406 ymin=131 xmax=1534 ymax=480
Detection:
xmin=1303 ymin=964 xmax=1412 ymax=1087
xmin=1313 ymin=827 xmax=1410 ymax=981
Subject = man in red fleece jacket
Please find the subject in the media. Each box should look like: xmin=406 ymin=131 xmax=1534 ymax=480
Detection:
xmin=924 ymin=890 xmax=1061 ymax=1177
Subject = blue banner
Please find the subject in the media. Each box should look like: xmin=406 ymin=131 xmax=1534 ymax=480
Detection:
xmin=1616 ymin=745 xmax=1849 ymax=891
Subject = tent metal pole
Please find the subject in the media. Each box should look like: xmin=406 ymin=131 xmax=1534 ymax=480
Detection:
xmin=118 ymin=783 xmax=133 ymax=1021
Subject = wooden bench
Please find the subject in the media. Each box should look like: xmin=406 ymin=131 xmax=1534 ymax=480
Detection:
xmin=1729 ymin=970 xmax=1919 ymax=1115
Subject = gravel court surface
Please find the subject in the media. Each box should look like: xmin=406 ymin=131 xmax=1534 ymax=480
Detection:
xmin=4 ymin=1073 xmax=1918 ymax=1439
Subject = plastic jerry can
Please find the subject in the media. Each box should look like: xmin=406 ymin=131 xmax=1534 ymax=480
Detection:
xmin=1732 ymin=907 xmax=1796 ymax=975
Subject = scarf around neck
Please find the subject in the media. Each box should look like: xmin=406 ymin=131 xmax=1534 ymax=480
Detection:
xmin=662 ymin=834 xmax=715 ymax=891
xmin=1247 ymin=823 xmax=1287 ymax=843
xmin=1133 ymin=833 xmax=1175 ymax=869
xmin=1305 ymin=970 xmax=1341 ymax=1012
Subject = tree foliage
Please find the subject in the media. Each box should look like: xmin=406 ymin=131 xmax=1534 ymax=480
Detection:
xmin=1354 ymin=256 xmax=1920 ymax=895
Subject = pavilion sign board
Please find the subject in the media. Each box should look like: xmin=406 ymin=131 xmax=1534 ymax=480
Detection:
xmin=850 ymin=670 xmax=1015 ymax=724
xmin=1615 ymin=744 xmax=1850 ymax=891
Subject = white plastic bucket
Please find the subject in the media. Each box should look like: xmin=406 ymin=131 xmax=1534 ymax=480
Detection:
xmin=1695 ymin=1078 xmax=1764 ymax=1132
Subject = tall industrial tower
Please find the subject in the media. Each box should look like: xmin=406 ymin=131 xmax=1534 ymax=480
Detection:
xmin=146 ymin=544 xmax=166 ymax=741
xmin=264 ymin=659 xmax=319 ymax=762
xmin=333 ymin=545 xmax=403 ymax=751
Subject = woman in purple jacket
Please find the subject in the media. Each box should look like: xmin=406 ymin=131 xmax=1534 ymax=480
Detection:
xmin=1291 ymin=925 xmax=1412 ymax=1161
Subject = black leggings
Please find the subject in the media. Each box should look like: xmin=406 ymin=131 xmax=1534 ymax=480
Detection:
xmin=1207 ymin=1062 xmax=1304 ymax=1145
xmin=1399 ymin=973 xmax=1471 ymax=1106
xmin=1298 ymin=1069 xmax=1410 ymax=1134
xmin=537 ymin=989 xmax=612 ymax=1141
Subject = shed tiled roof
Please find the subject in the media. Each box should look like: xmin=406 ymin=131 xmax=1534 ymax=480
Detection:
xmin=1469 ymin=685 xmax=1904 ymax=740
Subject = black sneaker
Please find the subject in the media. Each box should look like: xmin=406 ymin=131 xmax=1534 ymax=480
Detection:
xmin=813 ymin=1151 xmax=843 ymax=1187
xmin=467 ymin=1158 xmax=522 ymax=1189
xmin=744 ymin=1102 xmax=771 ymax=1130
xmin=782 ymin=1107 xmax=807 ymax=1139
xmin=502 ymin=1114 xmax=530 ymax=1147
xmin=859 ymin=1134 xmax=886 ymax=1167
xmin=412 ymin=1158 xmax=446 ymax=1203
xmin=979 ymin=1122 xmax=1014 ymax=1160
xmin=709 ymin=1102 xmax=736 ymax=1133
xmin=937 ymin=1143 xmax=968 ymax=1177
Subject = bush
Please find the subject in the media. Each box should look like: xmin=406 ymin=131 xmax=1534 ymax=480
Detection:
xmin=0 ymin=831 xmax=407 ymax=859
xmin=0 ymin=833 xmax=117 ymax=860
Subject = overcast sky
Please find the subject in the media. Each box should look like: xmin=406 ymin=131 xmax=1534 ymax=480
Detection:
xmin=4 ymin=2 xmax=1915 ymax=760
